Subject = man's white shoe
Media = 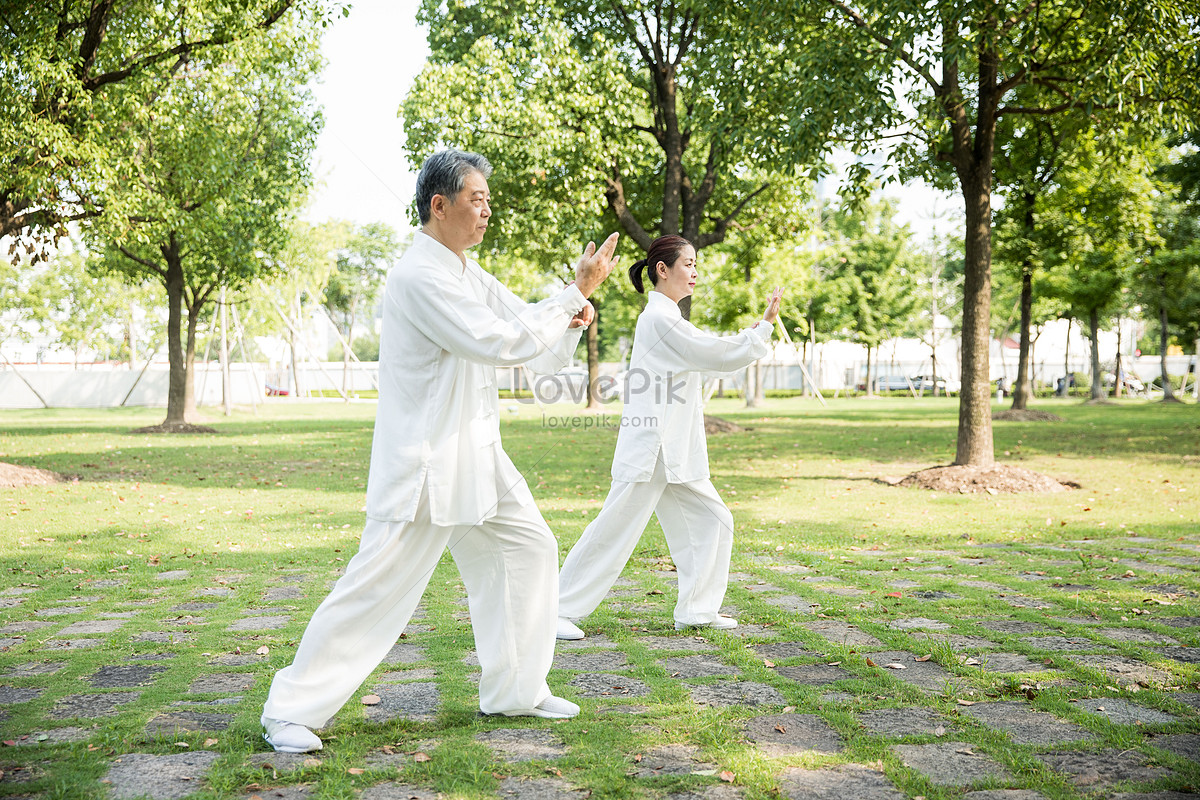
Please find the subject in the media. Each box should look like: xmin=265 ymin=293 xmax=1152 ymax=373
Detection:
xmin=674 ymin=616 xmax=738 ymax=631
xmin=262 ymin=716 xmax=323 ymax=753
xmin=556 ymin=617 xmax=585 ymax=640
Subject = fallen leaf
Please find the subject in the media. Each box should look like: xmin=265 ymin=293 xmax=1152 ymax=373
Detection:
xmin=633 ymin=753 xmax=643 ymax=763
xmin=865 ymin=657 xmax=877 ymax=667
xmin=719 ymin=770 xmax=736 ymax=783
xmin=545 ymin=767 xmax=562 ymax=777
xmin=348 ymin=767 xmax=364 ymax=775
xmin=956 ymin=747 xmax=976 ymax=756
xmin=361 ymin=694 xmax=381 ymax=705
xmin=885 ymin=662 xmax=906 ymax=670
xmin=956 ymin=699 xmax=976 ymax=706
xmin=774 ymin=724 xmax=787 ymax=734
xmin=255 ymin=646 xmax=270 ymax=656
xmin=914 ymin=654 xmax=932 ymax=662
xmin=763 ymin=659 xmax=776 ymax=668
xmin=964 ymin=657 xmax=981 ymax=666
xmin=885 ymin=592 xmax=902 ymax=598
xmin=413 ymin=751 xmax=431 ymax=762
xmin=203 ymin=738 xmax=218 ymax=747
xmin=647 ymin=589 xmax=664 ymax=595
xmin=934 ymin=725 xmax=946 ymax=737
xmin=826 ymin=661 xmax=841 ymax=666
xmin=303 ymin=758 xmax=322 ymax=767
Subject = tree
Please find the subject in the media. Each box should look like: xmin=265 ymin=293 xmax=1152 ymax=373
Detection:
xmin=322 ymin=221 xmax=399 ymax=394
xmin=92 ymin=20 xmax=323 ymax=428
xmin=772 ymin=0 xmax=1200 ymax=463
xmin=0 ymin=0 xmax=338 ymax=248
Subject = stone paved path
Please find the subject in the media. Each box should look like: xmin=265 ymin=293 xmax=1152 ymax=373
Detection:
xmin=1 ymin=535 xmax=1199 ymax=799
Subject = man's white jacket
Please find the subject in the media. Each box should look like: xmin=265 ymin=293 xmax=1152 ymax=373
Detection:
xmin=612 ymin=291 xmax=772 ymax=484
xmin=365 ymin=232 xmax=586 ymax=526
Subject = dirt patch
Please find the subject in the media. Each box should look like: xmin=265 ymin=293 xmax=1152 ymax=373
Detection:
xmin=704 ymin=415 xmax=744 ymax=434
xmin=992 ymin=408 xmax=1063 ymax=422
xmin=895 ymin=464 xmax=1078 ymax=494
xmin=0 ymin=462 xmax=66 ymax=488
xmin=131 ymin=422 xmax=218 ymax=434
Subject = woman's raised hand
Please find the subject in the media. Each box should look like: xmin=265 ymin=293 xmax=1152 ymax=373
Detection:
xmin=762 ymin=286 xmax=784 ymax=324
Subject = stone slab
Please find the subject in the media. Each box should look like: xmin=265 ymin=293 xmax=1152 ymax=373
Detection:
xmin=380 ymin=668 xmax=438 ymax=682
xmin=49 ymin=692 xmax=140 ymax=719
xmin=967 ymin=653 xmax=1053 ymax=673
xmin=1036 ymin=748 xmax=1171 ymax=788
xmin=43 ymin=638 xmax=103 ymax=649
xmin=859 ymin=707 xmax=957 ymax=737
xmin=660 ymin=655 xmax=740 ymax=678
xmin=892 ymin=741 xmax=1012 ymax=786
xmin=144 ymin=710 xmax=233 ymax=735
xmin=957 ymin=701 xmax=1096 ymax=745
xmin=750 ymin=642 xmax=818 ymax=661
xmin=554 ymin=633 xmax=619 ymax=650
xmin=802 ymin=620 xmax=884 ymax=648
xmin=57 ymin=619 xmax=125 ymax=636
xmin=90 ymin=665 xmax=167 ymax=688
xmin=7 ymin=726 xmax=91 ymax=746
xmin=1169 ymin=692 xmax=1200 ymax=712
xmin=130 ymin=632 xmax=193 ymax=643
xmin=361 ymin=783 xmax=440 ymax=800
xmin=227 ymin=615 xmax=289 ymax=631
xmin=1095 ymin=628 xmax=1179 ymax=645
xmin=780 ymin=764 xmax=905 ymax=800
xmin=664 ymin=787 xmax=744 ymax=800
xmin=775 ymin=664 xmax=852 ymax=686
xmin=980 ymin=620 xmax=1047 ymax=635
xmin=0 ymin=687 xmax=42 ymax=704
xmin=170 ymin=603 xmax=218 ymax=612
xmin=910 ymin=632 xmax=997 ymax=650
xmin=962 ymin=792 xmax=1049 ymax=800
xmin=1156 ymin=646 xmax=1200 ymax=664
xmin=764 ymin=595 xmax=820 ymax=614
xmin=636 ymin=635 xmax=715 ymax=652
xmin=553 ymin=651 xmax=629 ymax=671
xmin=154 ymin=570 xmax=190 ymax=581
xmin=568 ymin=672 xmax=650 ymax=698
xmin=1074 ymin=698 xmax=1180 ymax=725
xmin=1149 ymin=733 xmax=1200 ymax=760
xmin=0 ymin=621 xmax=54 ymax=633
xmin=188 ymin=673 xmax=255 ymax=694
xmin=865 ymin=650 xmax=965 ymax=694
xmin=689 ymin=680 xmax=785 ymax=708
xmin=1158 ymin=616 xmax=1200 ymax=628
xmin=1067 ymin=654 xmax=1171 ymax=686
xmin=1024 ymin=636 xmax=1111 ymax=652
xmin=364 ymin=682 xmax=440 ymax=722
xmin=381 ymin=643 xmax=426 ymax=665
xmin=629 ymin=743 xmax=714 ymax=778
xmin=497 ymin=777 xmax=588 ymax=799
xmin=888 ymin=617 xmax=952 ymax=631
xmin=103 ymin=751 xmax=221 ymax=799
xmin=476 ymin=728 xmax=566 ymax=762
xmin=744 ymin=712 xmax=842 ymax=755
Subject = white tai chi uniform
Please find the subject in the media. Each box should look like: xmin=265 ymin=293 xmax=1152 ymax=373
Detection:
xmin=558 ymin=291 xmax=773 ymax=626
xmin=264 ymin=232 xmax=587 ymax=726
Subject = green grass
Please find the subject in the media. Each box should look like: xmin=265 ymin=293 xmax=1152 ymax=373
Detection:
xmin=0 ymin=396 xmax=1198 ymax=799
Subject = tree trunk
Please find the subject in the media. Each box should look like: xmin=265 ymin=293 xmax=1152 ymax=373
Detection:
xmin=1011 ymin=199 xmax=1035 ymax=410
xmin=954 ymin=167 xmax=995 ymax=466
xmin=754 ymin=359 xmax=766 ymax=405
xmin=744 ymin=363 xmax=758 ymax=408
xmin=1160 ymin=302 xmax=1177 ymax=401
xmin=1062 ymin=315 xmax=1072 ymax=396
xmin=163 ymin=234 xmax=189 ymax=425
xmin=865 ymin=346 xmax=874 ymax=397
xmin=183 ymin=295 xmax=201 ymax=420
xmin=1088 ymin=307 xmax=1104 ymax=401
xmin=586 ymin=299 xmax=601 ymax=410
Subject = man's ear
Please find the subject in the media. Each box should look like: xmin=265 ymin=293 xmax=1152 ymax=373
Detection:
xmin=429 ymin=193 xmax=447 ymax=221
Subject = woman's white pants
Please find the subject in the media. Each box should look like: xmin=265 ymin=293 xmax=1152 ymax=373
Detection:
xmin=558 ymin=458 xmax=735 ymax=626
xmin=263 ymin=474 xmax=557 ymax=728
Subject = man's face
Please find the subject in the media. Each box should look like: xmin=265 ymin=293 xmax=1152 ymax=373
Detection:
xmin=442 ymin=169 xmax=492 ymax=249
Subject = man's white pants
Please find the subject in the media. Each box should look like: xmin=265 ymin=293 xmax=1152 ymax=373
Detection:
xmin=558 ymin=458 xmax=734 ymax=626
xmin=263 ymin=470 xmax=557 ymax=728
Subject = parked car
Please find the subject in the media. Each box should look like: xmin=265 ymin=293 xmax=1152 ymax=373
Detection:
xmin=265 ymin=383 xmax=289 ymax=396
xmin=910 ymin=374 xmax=961 ymax=394
xmin=1102 ymin=372 xmax=1146 ymax=395
xmin=873 ymin=375 xmax=913 ymax=392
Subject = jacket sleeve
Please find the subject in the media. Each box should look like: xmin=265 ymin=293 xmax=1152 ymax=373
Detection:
xmin=400 ymin=264 xmax=587 ymax=367
xmin=655 ymin=316 xmax=774 ymax=376
xmin=476 ymin=269 xmax=585 ymax=375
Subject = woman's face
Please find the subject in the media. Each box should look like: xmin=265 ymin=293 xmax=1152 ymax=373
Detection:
xmin=655 ymin=244 xmax=697 ymax=301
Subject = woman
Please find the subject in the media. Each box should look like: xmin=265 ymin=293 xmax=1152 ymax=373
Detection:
xmin=557 ymin=234 xmax=782 ymax=639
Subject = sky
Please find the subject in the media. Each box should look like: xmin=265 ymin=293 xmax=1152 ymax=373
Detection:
xmin=306 ymin=0 xmax=961 ymax=244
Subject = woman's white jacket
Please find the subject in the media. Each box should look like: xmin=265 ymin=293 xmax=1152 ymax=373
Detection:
xmin=611 ymin=291 xmax=772 ymax=484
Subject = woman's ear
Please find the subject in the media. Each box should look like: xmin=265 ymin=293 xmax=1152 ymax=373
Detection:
xmin=656 ymin=260 xmax=668 ymax=281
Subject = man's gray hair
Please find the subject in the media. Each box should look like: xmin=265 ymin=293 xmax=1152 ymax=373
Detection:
xmin=414 ymin=149 xmax=493 ymax=225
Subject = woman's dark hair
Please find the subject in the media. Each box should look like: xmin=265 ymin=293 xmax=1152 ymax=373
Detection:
xmin=628 ymin=234 xmax=692 ymax=294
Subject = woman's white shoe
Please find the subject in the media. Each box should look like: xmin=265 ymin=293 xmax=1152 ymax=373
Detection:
xmin=556 ymin=617 xmax=586 ymax=640
xmin=674 ymin=616 xmax=738 ymax=631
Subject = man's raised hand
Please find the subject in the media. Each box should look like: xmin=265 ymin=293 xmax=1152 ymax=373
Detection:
xmin=574 ymin=232 xmax=620 ymax=298
xmin=762 ymin=286 xmax=784 ymax=324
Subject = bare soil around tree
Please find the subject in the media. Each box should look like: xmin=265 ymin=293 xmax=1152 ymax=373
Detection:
xmin=893 ymin=463 xmax=1079 ymax=494
xmin=992 ymin=408 xmax=1063 ymax=422
xmin=131 ymin=421 xmax=218 ymax=434
xmin=0 ymin=461 xmax=66 ymax=488
xmin=704 ymin=415 xmax=744 ymax=434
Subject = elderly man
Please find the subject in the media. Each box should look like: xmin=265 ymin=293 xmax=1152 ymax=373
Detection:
xmin=260 ymin=149 xmax=619 ymax=753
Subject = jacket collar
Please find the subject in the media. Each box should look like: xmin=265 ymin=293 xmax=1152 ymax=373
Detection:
xmin=647 ymin=290 xmax=683 ymax=318
xmin=413 ymin=230 xmax=470 ymax=275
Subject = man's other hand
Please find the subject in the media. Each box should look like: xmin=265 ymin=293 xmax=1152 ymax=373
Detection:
xmin=574 ymin=232 xmax=620 ymax=298
xmin=568 ymin=302 xmax=595 ymax=329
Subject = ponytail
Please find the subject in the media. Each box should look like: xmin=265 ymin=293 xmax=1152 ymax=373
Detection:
xmin=629 ymin=259 xmax=650 ymax=293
